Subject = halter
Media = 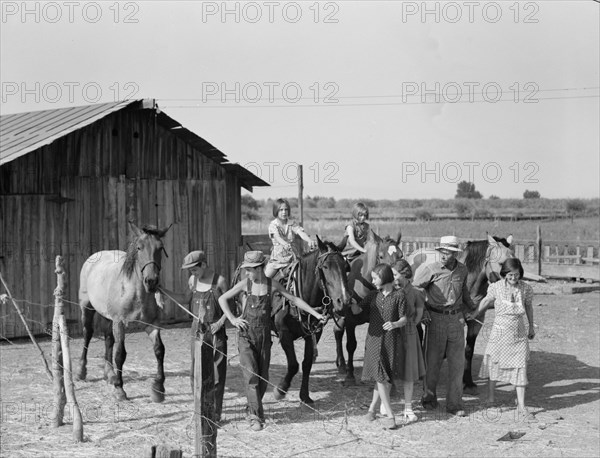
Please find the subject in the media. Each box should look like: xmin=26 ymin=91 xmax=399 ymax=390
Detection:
xmin=313 ymin=249 xmax=348 ymax=331
xmin=140 ymin=260 xmax=162 ymax=275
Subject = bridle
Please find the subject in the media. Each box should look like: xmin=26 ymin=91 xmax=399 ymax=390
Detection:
xmin=313 ymin=249 xmax=349 ymax=331
xmin=139 ymin=246 xmax=168 ymax=277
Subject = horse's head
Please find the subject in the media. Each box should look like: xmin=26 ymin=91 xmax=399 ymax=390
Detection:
xmin=315 ymin=236 xmax=351 ymax=317
xmin=128 ymin=221 xmax=171 ymax=293
xmin=485 ymin=234 xmax=515 ymax=283
xmin=377 ymin=231 xmax=403 ymax=265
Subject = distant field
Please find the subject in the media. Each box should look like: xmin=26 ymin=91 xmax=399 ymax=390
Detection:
xmin=242 ymin=217 xmax=600 ymax=243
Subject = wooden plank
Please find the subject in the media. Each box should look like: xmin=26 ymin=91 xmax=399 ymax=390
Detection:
xmin=561 ymin=285 xmax=600 ymax=294
xmin=523 ymin=262 xmax=600 ymax=281
xmin=117 ymin=176 xmax=127 ymax=251
xmin=107 ymin=176 xmax=119 ymax=249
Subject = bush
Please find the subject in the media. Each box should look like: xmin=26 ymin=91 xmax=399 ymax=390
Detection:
xmin=454 ymin=201 xmax=471 ymax=217
xmin=523 ymin=190 xmax=541 ymax=199
xmin=415 ymin=209 xmax=434 ymax=221
xmin=473 ymin=209 xmax=493 ymax=219
xmin=489 ymin=195 xmax=500 ymax=200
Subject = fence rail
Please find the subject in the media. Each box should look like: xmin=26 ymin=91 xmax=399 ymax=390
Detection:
xmin=240 ymin=234 xmax=600 ymax=281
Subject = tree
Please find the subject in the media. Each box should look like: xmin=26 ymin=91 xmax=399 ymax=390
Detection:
xmin=565 ymin=199 xmax=587 ymax=222
xmin=489 ymin=195 xmax=500 ymax=200
xmin=523 ymin=190 xmax=541 ymax=199
xmin=455 ymin=181 xmax=482 ymax=199
xmin=241 ymin=194 xmax=259 ymax=210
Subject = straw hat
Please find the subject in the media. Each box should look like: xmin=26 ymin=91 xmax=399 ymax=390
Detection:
xmin=435 ymin=236 xmax=462 ymax=252
xmin=240 ymin=251 xmax=267 ymax=268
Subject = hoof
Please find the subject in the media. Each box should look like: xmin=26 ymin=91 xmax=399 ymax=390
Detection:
xmin=300 ymin=395 xmax=314 ymax=405
xmin=273 ymin=387 xmax=287 ymax=401
xmin=114 ymin=387 xmax=128 ymax=401
xmin=342 ymin=375 xmax=356 ymax=386
xmin=151 ymin=382 xmax=165 ymax=403
xmin=463 ymin=384 xmax=478 ymax=395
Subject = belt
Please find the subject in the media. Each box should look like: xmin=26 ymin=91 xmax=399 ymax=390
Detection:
xmin=428 ymin=307 xmax=461 ymax=316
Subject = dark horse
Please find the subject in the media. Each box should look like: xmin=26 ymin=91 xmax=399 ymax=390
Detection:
xmin=76 ymin=222 xmax=171 ymax=402
xmin=333 ymin=229 xmax=403 ymax=384
xmin=407 ymin=234 xmax=514 ymax=393
xmin=235 ymin=237 xmax=351 ymax=404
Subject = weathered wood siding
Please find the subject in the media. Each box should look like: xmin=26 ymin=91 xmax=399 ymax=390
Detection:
xmin=0 ymin=108 xmax=244 ymax=339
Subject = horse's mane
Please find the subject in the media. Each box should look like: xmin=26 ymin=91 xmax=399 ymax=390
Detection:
xmin=462 ymin=240 xmax=488 ymax=273
xmin=121 ymin=225 xmax=163 ymax=278
xmin=462 ymin=236 xmax=510 ymax=273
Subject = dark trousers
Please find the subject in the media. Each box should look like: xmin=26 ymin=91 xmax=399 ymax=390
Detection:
xmin=238 ymin=325 xmax=271 ymax=421
xmin=190 ymin=325 xmax=228 ymax=419
xmin=422 ymin=313 xmax=465 ymax=411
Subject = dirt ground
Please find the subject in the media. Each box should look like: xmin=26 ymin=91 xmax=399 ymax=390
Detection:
xmin=1 ymin=288 xmax=599 ymax=457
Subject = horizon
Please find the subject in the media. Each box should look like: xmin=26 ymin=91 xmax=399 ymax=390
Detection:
xmin=1 ymin=1 xmax=599 ymax=201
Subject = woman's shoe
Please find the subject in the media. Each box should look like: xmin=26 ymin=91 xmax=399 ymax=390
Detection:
xmin=402 ymin=410 xmax=418 ymax=424
xmin=382 ymin=416 xmax=396 ymax=430
xmin=364 ymin=410 xmax=376 ymax=421
xmin=516 ymin=408 xmax=538 ymax=423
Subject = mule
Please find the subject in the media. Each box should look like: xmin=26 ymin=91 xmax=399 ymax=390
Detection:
xmin=76 ymin=222 xmax=171 ymax=402
xmin=333 ymin=229 xmax=403 ymax=384
xmin=235 ymin=236 xmax=351 ymax=404
xmin=406 ymin=234 xmax=515 ymax=394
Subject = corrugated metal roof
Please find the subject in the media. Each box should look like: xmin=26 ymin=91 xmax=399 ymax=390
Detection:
xmin=0 ymin=100 xmax=269 ymax=190
xmin=0 ymin=99 xmax=143 ymax=165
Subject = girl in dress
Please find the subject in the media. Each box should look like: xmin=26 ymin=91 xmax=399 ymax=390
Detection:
xmin=351 ymin=263 xmax=407 ymax=429
xmin=468 ymin=258 xmax=536 ymax=421
xmin=264 ymin=198 xmax=316 ymax=278
xmin=342 ymin=202 xmax=370 ymax=261
xmin=390 ymin=259 xmax=426 ymax=423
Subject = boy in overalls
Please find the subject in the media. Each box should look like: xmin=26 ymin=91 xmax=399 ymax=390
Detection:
xmin=218 ymin=251 xmax=326 ymax=431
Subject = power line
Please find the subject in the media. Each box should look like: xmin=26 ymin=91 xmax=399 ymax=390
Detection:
xmin=159 ymin=86 xmax=600 ymax=103
xmin=159 ymin=94 xmax=600 ymax=109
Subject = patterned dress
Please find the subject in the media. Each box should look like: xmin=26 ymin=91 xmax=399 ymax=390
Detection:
xmin=361 ymin=289 xmax=421 ymax=383
xmin=266 ymin=218 xmax=304 ymax=270
xmin=342 ymin=220 xmax=370 ymax=259
xmin=478 ymin=279 xmax=534 ymax=386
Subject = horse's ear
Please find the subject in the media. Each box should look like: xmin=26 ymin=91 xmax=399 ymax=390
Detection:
xmin=316 ymin=235 xmax=326 ymax=251
xmin=158 ymin=223 xmax=173 ymax=238
xmin=128 ymin=221 xmax=143 ymax=237
xmin=487 ymin=234 xmax=498 ymax=246
xmin=396 ymin=230 xmax=402 ymax=246
xmin=506 ymin=234 xmax=514 ymax=245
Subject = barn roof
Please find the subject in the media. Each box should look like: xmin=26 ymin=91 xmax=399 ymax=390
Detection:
xmin=0 ymin=99 xmax=268 ymax=190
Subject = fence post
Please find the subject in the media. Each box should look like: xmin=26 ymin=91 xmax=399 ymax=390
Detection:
xmin=52 ymin=256 xmax=84 ymax=442
xmin=194 ymin=326 xmax=217 ymax=457
xmin=536 ymin=225 xmax=542 ymax=276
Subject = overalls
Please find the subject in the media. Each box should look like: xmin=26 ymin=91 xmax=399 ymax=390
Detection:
xmin=190 ymin=273 xmax=227 ymax=420
xmin=238 ymin=278 xmax=272 ymax=422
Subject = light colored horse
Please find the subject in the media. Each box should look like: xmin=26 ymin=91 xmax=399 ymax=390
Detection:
xmin=76 ymin=222 xmax=171 ymax=402
xmin=406 ymin=234 xmax=515 ymax=393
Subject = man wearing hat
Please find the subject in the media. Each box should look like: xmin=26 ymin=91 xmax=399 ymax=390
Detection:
xmin=159 ymin=250 xmax=229 ymax=422
xmin=412 ymin=236 xmax=476 ymax=417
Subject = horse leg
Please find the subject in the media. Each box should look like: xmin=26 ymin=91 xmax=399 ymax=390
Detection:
xmin=273 ymin=331 xmax=299 ymax=401
xmin=112 ymin=321 xmax=128 ymax=401
xmin=76 ymin=303 xmax=95 ymax=381
xmin=344 ymin=320 xmax=358 ymax=385
xmin=463 ymin=318 xmax=483 ymax=395
xmin=299 ymin=336 xmax=315 ymax=404
xmin=146 ymin=325 xmax=165 ymax=402
xmin=333 ymin=320 xmax=347 ymax=375
xmin=102 ymin=318 xmax=116 ymax=382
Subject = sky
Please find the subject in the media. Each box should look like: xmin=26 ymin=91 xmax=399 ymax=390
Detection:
xmin=1 ymin=0 xmax=599 ymax=201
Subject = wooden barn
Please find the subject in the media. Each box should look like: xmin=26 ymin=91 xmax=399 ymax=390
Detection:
xmin=0 ymin=99 xmax=268 ymax=339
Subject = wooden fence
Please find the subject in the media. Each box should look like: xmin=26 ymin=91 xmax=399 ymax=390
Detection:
xmin=240 ymin=234 xmax=600 ymax=281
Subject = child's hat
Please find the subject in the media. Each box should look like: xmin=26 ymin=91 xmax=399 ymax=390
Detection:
xmin=240 ymin=251 xmax=267 ymax=268
xmin=181 ymin=250 xmax=206 ymax=269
